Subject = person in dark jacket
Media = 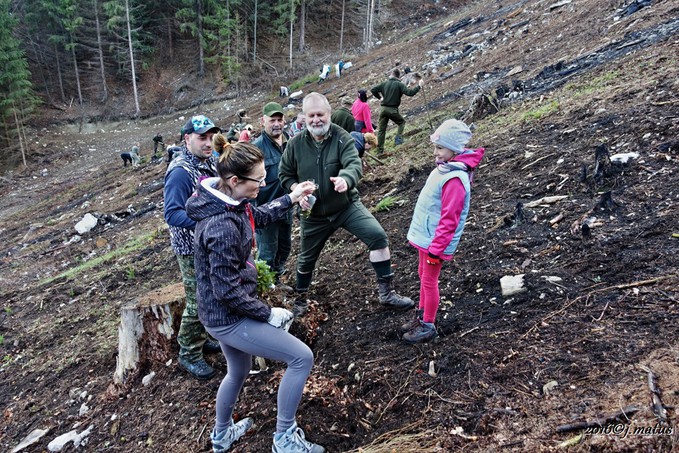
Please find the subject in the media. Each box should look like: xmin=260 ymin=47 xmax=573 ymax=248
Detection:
xmin=350 ymin=131 xmax=378 ymax=159
xmin=330 ymin=97 xmax=355 ymax=133
xmin=186 ymin=138 xmax=324 ymax=453
xmin=163 ymin=115 xmax=222 ymax=380
xmin=371 ymin=68 xmax=424 ymax=153
xmin=279 ymin=92 xmax=414 ymax=316
xmin=152 ymin=133 xmax=164 ymax=158
xmin=252 ymin=102 xmax=292 ymax=283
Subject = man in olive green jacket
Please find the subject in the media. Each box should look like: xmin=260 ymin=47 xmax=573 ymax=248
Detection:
xmin=371 ymin=68 xmax=424 ymax=153
xmin=279 ymin=92 xmax=413 ymax=316
xmin=330 ymin=96 xmax=355 ymax=133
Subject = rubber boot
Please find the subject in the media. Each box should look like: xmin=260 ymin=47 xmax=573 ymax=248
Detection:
xmin=377 ymin=275 xmax=414 ymax=309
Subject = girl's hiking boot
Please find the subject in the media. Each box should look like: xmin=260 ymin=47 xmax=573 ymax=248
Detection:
xmin=402 ymin=320 xmax=437 ymax=344
xmin=272 ymin=422 xmax=325 ymax=453
xmin=211 ymin=418 xmax=254 ymax=452
xmin=400 ymin=309 xmax=424 ymax=333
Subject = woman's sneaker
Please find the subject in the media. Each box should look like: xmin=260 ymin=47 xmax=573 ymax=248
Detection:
xmin=402 ymin=320 xmax=437 ymax=344
xmin=272 ymin=422 xmax=325 ymax=453
xmin=211 ymin=417 xmax=254 ymax=452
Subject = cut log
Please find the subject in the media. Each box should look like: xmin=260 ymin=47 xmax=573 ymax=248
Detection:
xmin=112 ymin=283 xmax=185 ymax=388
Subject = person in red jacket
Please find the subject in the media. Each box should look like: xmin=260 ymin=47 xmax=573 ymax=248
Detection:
xmin=238 ymin=124 xmax=253 ymax=142
xmin=351 ymin=89 xmax=374 ymax=133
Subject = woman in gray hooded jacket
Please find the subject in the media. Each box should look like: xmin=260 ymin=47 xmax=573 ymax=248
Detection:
xmin=186 ymin=136 xmax=324 ymax=453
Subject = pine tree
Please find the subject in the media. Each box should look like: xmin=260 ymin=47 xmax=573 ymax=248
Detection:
xmin=0 ymin=0 xmax=40 ymax=168
xmin=204 ymin=0 xmax=243 ymax=85
xmin=104 ymin=0 xmax=150 ymax=116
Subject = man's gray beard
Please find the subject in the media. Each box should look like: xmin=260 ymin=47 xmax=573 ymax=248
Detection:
xmin=308 ymin=122 xmax=330 ymax=138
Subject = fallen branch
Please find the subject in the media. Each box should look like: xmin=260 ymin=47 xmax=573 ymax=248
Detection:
xmin=364 ymin=151 xmax=386 ymax=165
xmin=374 ymin=367 xmax=416 ymax=425
xmin=524 ymin=195 xmax=568 ymax=208
xmin=196 ymin=423 xmax=207 ymax=443
xmin=555 ymin=405 xmax=641 ymax=433
xmin=640 ymin=365 xmax=668 ymax=423
xmin=591 ymin=301 xmax=610 ymax=322
xmin=549 ymin=212 xmax=564 ymax=226
xmin=521 ymin=296 xmax=580 ymax=339
xmin=590 ymin=275 xmax=676 ymax=294
xmin=459 ymin=326 xmax=480 ymax=338
xmin=521 ymin=153 xmax=556 ymax=170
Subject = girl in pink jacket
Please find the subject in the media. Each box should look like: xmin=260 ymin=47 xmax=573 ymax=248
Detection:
xmin=403 ymin=119 xmax=485 ymax=344
xmin=351 ymin=89 xmax=374 ymax=133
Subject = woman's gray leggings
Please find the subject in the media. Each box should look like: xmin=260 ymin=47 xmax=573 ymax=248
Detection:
xmin=206 ymin=318 xmax=313 ymax=434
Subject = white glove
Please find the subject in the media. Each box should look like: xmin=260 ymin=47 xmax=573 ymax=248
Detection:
xmin=268 ymin=307 xmax=293 ymax=329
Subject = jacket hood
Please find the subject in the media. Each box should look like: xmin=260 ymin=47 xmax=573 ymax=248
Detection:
xmin=453 ymin=147 xmax=485 ymax=169
xmin=186 ymin=177 xmax=245 ymax=222
xmin=436 ymin=147 xmax=485 ymax=177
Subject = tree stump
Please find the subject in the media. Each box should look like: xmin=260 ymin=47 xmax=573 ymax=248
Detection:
xmin=111 ymin=283 xmax=185 ymax=389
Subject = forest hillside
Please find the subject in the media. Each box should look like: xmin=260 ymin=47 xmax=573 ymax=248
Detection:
xmin=1 ymin=0 xmax=678 ymax=452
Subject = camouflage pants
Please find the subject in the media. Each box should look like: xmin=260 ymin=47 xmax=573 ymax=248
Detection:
xmin=176 ymin=254 xmax=208 ymax=362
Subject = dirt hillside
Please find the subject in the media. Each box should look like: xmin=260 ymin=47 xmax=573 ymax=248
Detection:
xmin=1 ymin=0 xmax=678 ymax=452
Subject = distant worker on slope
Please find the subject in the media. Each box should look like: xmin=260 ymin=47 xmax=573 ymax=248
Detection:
xmin=288 ymin=112 xmax=306 ymax=137
xmin=238 ymin=124 xmax=254 ymax=143
xmin=330 ymin=97 xmax=355 ymax=133
xmin=351 ymin=89 xmax=374 ymax=134
xmin=318 ymin=64 xmax=331 ymax=83
xmin=350 ymin=131 xmax=377 ymax=159
xmin=371 ymin=68 xmax=424 ymax=153
xmin=152 ymin=133 xmax=165 ymax=159
xmin=120 ymin=142 xmax=141 ymax=168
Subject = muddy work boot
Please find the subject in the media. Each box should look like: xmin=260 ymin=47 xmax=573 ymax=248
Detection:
xmin=291 ymin=292 xmax=309 ymax=318
xmin=272 ymin=422 xmax=325 ymax=453
xmin=211 ymin=418 xmax=254 ymax=452
xmin=178 ymin=357 xmax=217 ymax=380
xmin=377 ymin=276 xmax=414 ymax=309
xmin=400 ymin=308 xmax=424 ymax=333
xmin=402 ymin=320 xmax=437 ymax=344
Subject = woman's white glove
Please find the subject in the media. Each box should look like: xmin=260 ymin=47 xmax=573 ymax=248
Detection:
xmin=268 ymin=307 xmax=294 ymax=330
xmin=290 ymin=180 xmax=318 ymax=204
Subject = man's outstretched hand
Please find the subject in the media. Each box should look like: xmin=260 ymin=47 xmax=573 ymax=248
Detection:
xmin=329 ymin=176 xmax=348 ymax=193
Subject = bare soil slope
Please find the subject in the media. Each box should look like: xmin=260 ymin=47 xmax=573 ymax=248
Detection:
xmin=1 ymin=0 xmax=678 ymax=452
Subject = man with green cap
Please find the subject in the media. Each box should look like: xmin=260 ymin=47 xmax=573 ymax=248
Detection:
xmin=252 ymin=102 xmax=294 ymax=285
